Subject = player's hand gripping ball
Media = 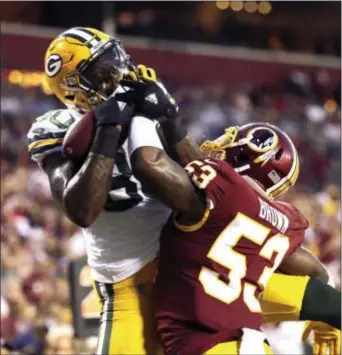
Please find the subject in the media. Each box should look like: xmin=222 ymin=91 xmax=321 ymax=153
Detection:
xmin=302 ymin=320 xmax=341 ymax=355
xmin=62 ymin=97 xmax=135 ymax=158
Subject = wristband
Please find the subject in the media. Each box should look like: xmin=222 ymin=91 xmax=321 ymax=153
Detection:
xmin=90 ymin=126 xmax=121 ymax=159
xmin=160 ymin=116 xmax=187 ymax=146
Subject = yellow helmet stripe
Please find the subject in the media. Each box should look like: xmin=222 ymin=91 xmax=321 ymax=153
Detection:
xmin=28 ymin=138 xmax=63 ymax=152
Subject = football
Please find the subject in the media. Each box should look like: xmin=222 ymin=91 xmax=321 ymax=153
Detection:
xmin=62 ymin=110 xmax=96 ymax=158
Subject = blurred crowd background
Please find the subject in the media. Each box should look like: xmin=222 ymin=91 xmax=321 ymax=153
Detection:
xmin=1 ymin=1 xmax=341 ymax=355
xmin=1 ymin=1 xmax=340 ymax=56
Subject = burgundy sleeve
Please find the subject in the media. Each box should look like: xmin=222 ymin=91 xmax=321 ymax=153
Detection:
xmin=186 ymin=158 xmax=241 ymax=208
xmin=275 ymin=201 xmax=309 ymax=258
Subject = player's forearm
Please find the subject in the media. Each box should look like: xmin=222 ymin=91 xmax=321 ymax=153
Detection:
xmin=159 ymin=119 xmax=203 ymax=167
xmin=131 ymin=147 xmax=204 ymax=219
xmin=63 ymin=126 xmax=121 ymax=227
xmin=63 ymin=153 xmax=114 ymax=227
xmin=277 ymin=247 xmax=329 ymax=283
xmin=168 ymin=135 xmax=204 ymax=167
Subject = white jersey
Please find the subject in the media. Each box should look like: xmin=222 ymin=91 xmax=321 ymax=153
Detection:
xmin=28 ymin=108 xmax=171 ymax=283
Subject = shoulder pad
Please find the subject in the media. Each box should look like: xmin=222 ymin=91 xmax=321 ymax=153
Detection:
xmin=275 ymin=201 xmax=309 ymax=231
xmin=27 ymin=109 xmax=78 ymax=162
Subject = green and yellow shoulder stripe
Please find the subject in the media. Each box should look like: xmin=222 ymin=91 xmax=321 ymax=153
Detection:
xmin=27 ymin=109 xmax=79 ymax=162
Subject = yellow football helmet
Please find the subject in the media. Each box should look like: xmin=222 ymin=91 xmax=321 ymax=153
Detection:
xmin=44 ymin=27 xmax=136 ymax=111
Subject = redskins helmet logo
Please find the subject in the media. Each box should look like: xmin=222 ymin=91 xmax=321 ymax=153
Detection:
xmin=246 ymin=127 xmax=279 ymax=153
xmin=45 ymin=54 xmax=62 ymax=77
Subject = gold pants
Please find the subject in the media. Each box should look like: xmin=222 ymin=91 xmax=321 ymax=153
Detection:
xmin=94 ymin=261 xmax=158 ymax=355
xmin=93 ymin=266 xmax=309 ymax=354
xmin=261 ymin=273 xmax=310 ymax=323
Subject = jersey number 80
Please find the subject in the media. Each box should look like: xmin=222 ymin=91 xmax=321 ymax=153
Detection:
xmin=104 ymin=150 xmax=143 ymax=212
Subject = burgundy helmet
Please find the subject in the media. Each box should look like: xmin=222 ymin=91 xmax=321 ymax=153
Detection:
xmin=201 ymin=123 xmax=299 ymax=199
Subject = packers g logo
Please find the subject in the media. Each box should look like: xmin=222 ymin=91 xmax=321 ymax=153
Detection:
xmin=45 ymin=54 xmax=62 ymax=77
xmin=247 ymin=127 xmax=279 ymax=153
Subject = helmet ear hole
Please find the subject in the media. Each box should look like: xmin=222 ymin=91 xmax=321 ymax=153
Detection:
xmin=275 ymin=148 xmax=284 ymax=161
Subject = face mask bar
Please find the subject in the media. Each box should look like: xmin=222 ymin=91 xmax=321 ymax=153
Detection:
xmin=200 ymin=126 xmax=239 ymax=159
xmin=61 ymin=39 xmax=137 ymax=104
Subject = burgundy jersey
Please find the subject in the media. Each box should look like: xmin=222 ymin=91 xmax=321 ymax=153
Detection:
xmin=155 ymin=158 xmax=308 ymax=355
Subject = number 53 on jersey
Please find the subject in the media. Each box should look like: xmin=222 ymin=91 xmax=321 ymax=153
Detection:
xmin=199 ymin=213 xmax=290 ymax=313
xmin=184 ymin=160 xmax=291 ymax=312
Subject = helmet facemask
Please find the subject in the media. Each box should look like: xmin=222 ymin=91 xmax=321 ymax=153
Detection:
xmin=61 ymin=40 xmax=136 ymax=108
xmin=200 ymin=126 xmax=255 ymax=174
xmin=200 ymin=126 xmax=239 ymax=160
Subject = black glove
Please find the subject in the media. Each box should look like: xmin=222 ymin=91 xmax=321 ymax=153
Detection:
xmin=94 ymin=96 xmax=135 ymax=127
xmin=115 ymin=79 xmax=179 ymax=120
